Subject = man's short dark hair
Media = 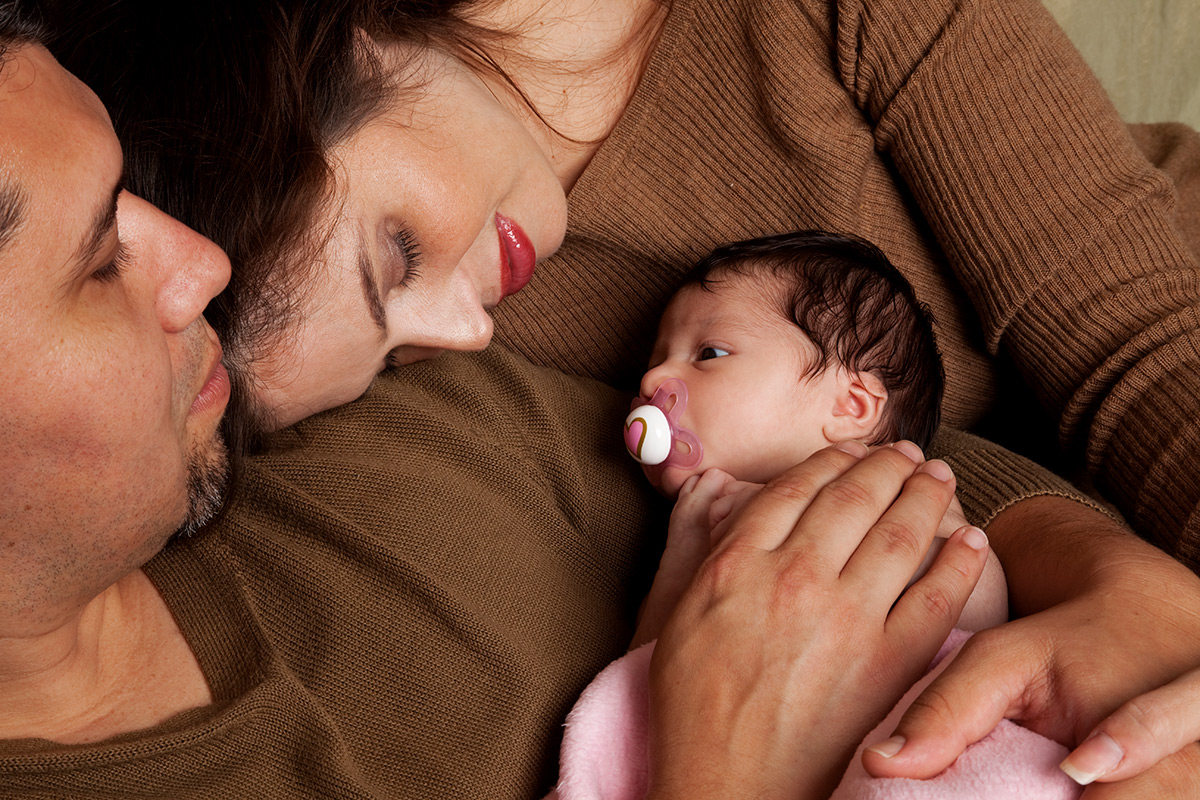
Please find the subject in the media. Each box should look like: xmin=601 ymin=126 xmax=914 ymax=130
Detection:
xmin=0 ymin=1 xmax=45 ymax=58
xmin=1 ymin=1 xmax=46 ymax=254
xmin=684 ymin=230 xmax=945 ymax=448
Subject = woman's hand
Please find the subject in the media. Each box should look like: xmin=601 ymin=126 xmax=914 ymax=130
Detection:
xmin=1060 ymin=666 xmax=1200 ymax=786
xmin=860 ymin=495 xmax=1200 ymax=799
xmin=645 ymin=442 xmax=991 ymax=800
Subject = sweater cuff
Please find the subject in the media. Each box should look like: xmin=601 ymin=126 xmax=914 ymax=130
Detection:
xmin=929 ymin=428 xmax=1112 ymax=528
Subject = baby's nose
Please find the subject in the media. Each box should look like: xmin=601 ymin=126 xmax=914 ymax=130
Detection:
xmin=638 ymin=366 xmax=670 ymax=401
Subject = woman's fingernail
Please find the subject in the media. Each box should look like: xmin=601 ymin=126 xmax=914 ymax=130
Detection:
xmin=865 ymin=735 xmax=906 ymax=758
xmin=890 ymin=440 xmax=924 ymax=462
xmin=917 ymin=459 xmax=953 ymax=481
xmin=961 ymin=526 xmax=988 ymax=550
xmin=836 ymin=440 xmax=869 ymax=457
xmin=1060 ymin=731 xmax=1124 ymax=785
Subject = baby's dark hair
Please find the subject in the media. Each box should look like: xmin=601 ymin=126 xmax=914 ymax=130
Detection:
xmin=683 ymin=230 xmax=944 ymax=448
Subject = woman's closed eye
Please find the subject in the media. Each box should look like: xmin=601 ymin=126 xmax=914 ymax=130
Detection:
xmin=698 ymin=345 xmax=730 ymax=360
xmin=391 ymin=225 xmax=423 ymax=288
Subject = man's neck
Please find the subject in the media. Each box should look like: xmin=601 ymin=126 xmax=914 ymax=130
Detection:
xmin=0 ymin=569 xmax=212 ymax=745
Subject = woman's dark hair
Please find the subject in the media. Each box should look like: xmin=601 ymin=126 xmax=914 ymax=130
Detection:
xmin=684 ymin=230 xmax=945 ymax=449
xmin=47 ymin=0 xmax=481 ymax=451
xmin=48 ymin=0 xmax=664 ymax=450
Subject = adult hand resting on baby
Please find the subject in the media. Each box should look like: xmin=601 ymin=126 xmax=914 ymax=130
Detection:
xmin=656 ymin=461 xmax=1200 ymax=799
xmin=860 ymin=496 xmax=1200 ymax=798
xmin=631 ymin=442 xmax=972 ymax=650
xmin=643 ymin=440 xmax=991 ymax=799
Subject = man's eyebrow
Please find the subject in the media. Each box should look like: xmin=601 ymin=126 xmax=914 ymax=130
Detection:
xmin=357 ymin=234 xmax=388 ymax=336
xmin=0 ymin=181 xmax=26 ymax=254
xmin=68 ymin=180 xmax=122 ymax=276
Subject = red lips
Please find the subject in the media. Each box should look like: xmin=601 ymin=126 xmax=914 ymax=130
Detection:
xmin=495 ymin=212 xmax=536 ymax=299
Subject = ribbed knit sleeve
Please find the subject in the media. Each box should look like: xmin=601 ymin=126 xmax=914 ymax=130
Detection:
xmin=930 ymin=427 xmax=1108 ymax=529
xmin=827 ymin=0 xmax=1200 ymax=566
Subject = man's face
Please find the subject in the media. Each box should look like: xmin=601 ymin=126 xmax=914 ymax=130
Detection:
xmin=0 ymin=46 xmax=231 ymax=631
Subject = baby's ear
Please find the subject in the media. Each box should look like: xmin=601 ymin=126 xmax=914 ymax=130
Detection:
xmin=823 ymin=369 xmax=888 ymax=442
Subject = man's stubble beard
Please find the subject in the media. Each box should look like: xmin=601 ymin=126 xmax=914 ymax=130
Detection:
xmin=177 ymin=431 xmax=230 ymax=537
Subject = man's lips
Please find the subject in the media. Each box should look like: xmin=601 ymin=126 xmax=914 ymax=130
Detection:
xmin=190 ymin=345 xmax=231 ymax=416
xmin=495 ymin=212 xmax=536 ymax=299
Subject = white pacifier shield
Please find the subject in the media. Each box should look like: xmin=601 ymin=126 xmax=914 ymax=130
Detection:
xmin=625 ymin=404 xmax=672 ymax=465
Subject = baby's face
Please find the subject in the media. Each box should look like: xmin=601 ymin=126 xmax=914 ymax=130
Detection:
xmin=640 ymin=276 xmax=846 ymax=497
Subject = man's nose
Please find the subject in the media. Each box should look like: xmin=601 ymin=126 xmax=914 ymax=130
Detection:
xmin=120 ymin=192 xmax=231 ymax=333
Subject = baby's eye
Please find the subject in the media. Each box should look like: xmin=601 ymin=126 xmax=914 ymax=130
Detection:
xmin=698 ymin=346 xmax=730 ymax=360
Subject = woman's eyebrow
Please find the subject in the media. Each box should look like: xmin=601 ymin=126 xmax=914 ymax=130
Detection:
xmin=356 ymin=236 xmax=388 ymax=337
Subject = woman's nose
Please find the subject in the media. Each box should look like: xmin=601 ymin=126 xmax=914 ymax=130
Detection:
xmin=402 ymin=270 xmax=494 ymax=352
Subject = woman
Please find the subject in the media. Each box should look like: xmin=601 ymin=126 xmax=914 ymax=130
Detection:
xmin=49 ymin=0 xmax=1200 ymax=795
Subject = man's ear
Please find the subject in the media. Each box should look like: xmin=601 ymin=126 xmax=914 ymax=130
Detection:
xmin=822 ymin=369 xmax=888 ymax=442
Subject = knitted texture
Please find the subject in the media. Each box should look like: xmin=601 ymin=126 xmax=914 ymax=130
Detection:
xmin=0 ymin=348 xmax=666 ymax=799
xmin=4 ymin=0 xmax=1200 ymax=796
xmin=493 ymin=0 xmax=1200 ymax=566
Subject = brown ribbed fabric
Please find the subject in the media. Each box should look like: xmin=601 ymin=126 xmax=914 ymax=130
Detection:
xmin=4 ymin=1 xmax=1199 ymax=797
xmin=0 ymin=348 xmax=666 ymax=798
xmin=493 ymin=0 xmax=1200 ymax=565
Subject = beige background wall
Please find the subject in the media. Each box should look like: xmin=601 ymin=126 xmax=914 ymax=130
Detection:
xmin=1044 ymin=0 xmax=1200 ymax=129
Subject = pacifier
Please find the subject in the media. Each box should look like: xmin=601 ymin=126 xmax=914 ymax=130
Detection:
xmin=623 ymin=378 xmax=703 ymax=468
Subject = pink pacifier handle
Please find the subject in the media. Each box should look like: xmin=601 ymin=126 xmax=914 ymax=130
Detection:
xmin=623 ymin=378 xmax=703 ymax=469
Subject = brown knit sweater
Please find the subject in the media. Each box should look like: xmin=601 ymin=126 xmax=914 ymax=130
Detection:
xmin=494 ymin=0 xmax=1200 ymax=563
xmin=0 ymin=349 xmax=666 ymax=799
xmin=3 ymin=0 xmax=1199 ymax=797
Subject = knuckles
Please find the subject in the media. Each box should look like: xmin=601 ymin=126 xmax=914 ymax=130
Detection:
xmin=910 ymin=582 xmax=958 ymax=626
xmin=819 ymin=476 xmax=879 ymax=512
xmin=1115 ymin=694 xmax=1167 ymax=746
xmin=761 ymin=472 xmax=823 ymax=506
xmin=694 ymin=542 xmax=758 ymax=597
xmin=870 ymin=517 xmax=927 ymax=564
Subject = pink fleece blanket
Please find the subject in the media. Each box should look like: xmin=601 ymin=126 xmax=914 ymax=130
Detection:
xmin=548 ymin=630 xmax=1081 ymax=800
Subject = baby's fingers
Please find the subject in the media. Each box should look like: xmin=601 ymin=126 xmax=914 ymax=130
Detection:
xmin=1061 ymin=667 xmax=1200 ymax=785
xmin=707 ymin=480 xmax=764 ymax=546
xmin=673 ymin=469 xmax=737 ymax=534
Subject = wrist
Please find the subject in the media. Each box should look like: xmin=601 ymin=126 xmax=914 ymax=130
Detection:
xmin=987 ymin=495 xmax=1143 ymax=614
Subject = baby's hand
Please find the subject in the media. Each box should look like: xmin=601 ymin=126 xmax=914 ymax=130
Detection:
xmin=707 ymin=477 xmax=768 ymax=546
xmin=632 ymin=469 xmax=739 ymax=648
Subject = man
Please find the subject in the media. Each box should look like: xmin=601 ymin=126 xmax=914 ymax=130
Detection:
xmin=0 ymin=12 xmax=231 ymax=744
xmin=3 ymin=6 xmax=1200 ymax=798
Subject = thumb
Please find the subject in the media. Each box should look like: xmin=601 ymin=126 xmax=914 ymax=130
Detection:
xmin=1061 ymin=667 xmax=1200 ymax=785
xmin=1078 ymin=744 xmax=1200 ymax=799
xmin=862 ymin=627 xmax=1042 ymax=778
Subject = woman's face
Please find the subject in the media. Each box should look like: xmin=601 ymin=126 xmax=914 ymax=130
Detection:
xmin=253 ymin=46 xmax=568 ymax=429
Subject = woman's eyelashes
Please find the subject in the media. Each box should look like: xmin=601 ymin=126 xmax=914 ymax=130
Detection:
xmin=391 ymin=226 xmax=423 ymax=288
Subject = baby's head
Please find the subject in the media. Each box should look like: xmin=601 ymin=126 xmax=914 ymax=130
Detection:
xmin=636 ymin=230 xmax=944 ymax=497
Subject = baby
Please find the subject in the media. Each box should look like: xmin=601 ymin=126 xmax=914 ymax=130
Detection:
xmin=549 ymin=231 xmax=1079 ymax=800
